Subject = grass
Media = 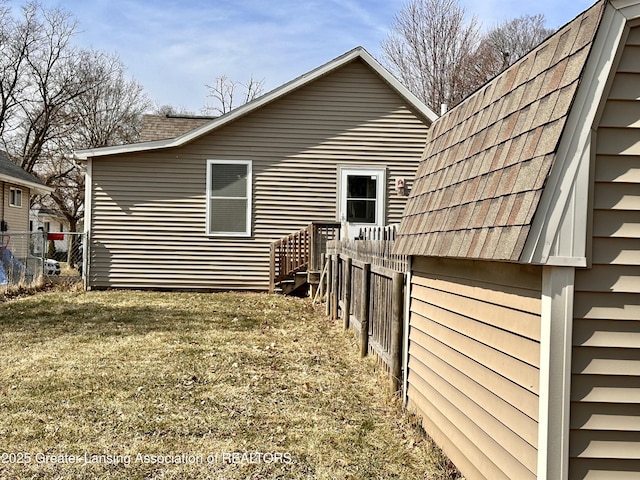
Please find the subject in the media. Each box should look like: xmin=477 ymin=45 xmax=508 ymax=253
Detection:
xmin=0 ymin=289 xmax=460 ymax=479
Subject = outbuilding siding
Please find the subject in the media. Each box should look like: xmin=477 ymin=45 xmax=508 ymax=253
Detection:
xmin=570 ymin=24 xmax=640 ymax=479
xmin=407 ymin=257 xmax=542 ymax=480
xmin=88 ymin=59 xmax=429 ymax=290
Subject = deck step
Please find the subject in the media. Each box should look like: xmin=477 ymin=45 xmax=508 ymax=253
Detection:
xmin=278 ymin=272 xmax=309 ymax=295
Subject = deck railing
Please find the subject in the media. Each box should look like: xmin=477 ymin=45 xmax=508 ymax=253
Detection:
xmin=269 ymin=222 xmax=341 ymax=293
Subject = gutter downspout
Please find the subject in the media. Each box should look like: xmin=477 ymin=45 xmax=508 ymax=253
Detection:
xmin=402 ymin=255 xmax=412 ymax=406
xmin=0 ymin=182 xmax=4 ymax=228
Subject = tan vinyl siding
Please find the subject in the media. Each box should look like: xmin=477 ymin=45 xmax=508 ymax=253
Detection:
xmin=89 ymin=59 xmax=429 ymax=290
xmin=2 ymin=183 xmax=29 ymax=258
xmin=570 ymin=25 xmax=640 ymax=480
xmin=4 ymin=183 xmax=29 ymax=232
xmin=407 ymin=256 xmax=542 ymax=480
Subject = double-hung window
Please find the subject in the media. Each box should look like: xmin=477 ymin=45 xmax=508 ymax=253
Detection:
xmin=9 ymin=187 xmax=22 ymax=208
xmin=206 ymin=160 xmax=252 ymax=236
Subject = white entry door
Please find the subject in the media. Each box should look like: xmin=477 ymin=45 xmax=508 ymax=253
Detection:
xmin=338 ymin=167 xmax=386 ymax=239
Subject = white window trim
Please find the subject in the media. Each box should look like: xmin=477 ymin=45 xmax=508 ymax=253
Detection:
xmin=9 ymin=187 xmax=23 ymax=208
xmin=206 ymin=159 xmax=252 ymax=237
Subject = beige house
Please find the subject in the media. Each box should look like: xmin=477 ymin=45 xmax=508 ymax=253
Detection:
xmin=75 ymin=47 xmax=437 ymax=291
xmin=1 ymin=152 xmax=52 ymax=259
xmin=1 ymin=151 xmax=51 ymax=234
xmin=395 ymin=1 xmax=640 ymax=479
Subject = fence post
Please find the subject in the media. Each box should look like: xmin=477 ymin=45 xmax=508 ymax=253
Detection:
xmin=331 ymin=254 xmax=339 ymax=321
xmin=269 ymin=242 xmax=276 ymax=294
xmin=360 ymin=262 xmax=371 ymax=358
xmin=390 ymin=271 xmax=404 ymax=391
xmin=326 ymin=254 xmax=333 ymax=317
xmin=343 ymin=256 xmax=352 ymax=329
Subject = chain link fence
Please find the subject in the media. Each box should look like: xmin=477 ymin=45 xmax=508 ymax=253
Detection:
xmin=0 ymin=231 xmax=85 ymax=288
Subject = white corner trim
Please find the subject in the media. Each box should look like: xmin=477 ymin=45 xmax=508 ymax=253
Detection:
xmin=83 ymin=158 xmax=92 ymax=290
xmin=520 ymin=4 xmax=627 ymax=265
xmin=538 ymin=266 xmax=575 ymax=480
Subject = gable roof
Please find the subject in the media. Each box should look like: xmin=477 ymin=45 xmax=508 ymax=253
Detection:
xmin=394 ymin=1 xmax=608 ymax=262
xmin=138 ymin=114 xmax=214 ymax=142
xmin=0 ymin=151 xmax=52 ymax=194
xmin=74 ymin=47 xmax=438 ymax=160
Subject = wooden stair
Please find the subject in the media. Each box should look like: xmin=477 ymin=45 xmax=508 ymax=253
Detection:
xmin=277 ymin=272 xmax=310 ymax=295
xmin=269 ymin=222 xmax=341 ymax=295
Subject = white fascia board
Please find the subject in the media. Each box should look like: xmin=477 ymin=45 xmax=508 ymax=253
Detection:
xmin=74 ymin=47 xmax=437 ymax=161
xmin=356 ymin=49 xmax=439 ymax=123
xmin=612 ymin=0 xmax=640 ymax=18
xmin=520 ymin=3 xmax=627 ymax=265
xmin=0 ymin=174 xmax=53 ymax=194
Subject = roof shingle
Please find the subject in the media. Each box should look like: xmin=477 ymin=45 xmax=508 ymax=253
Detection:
xmin=394 ymin=1 xmax=606 ymax=261
xmin=0 ymin=151 xmax=47 ymax=189
xmin=138 ymin=115 xmax=214 ymax=143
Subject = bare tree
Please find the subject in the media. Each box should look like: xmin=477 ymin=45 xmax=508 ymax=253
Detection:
xmin=0 ymin=1 xmax=39 ymax=139
xmin=68 ymin=51 xmax=151 ymax=148
xmin=481 ymin=14 xmax=555 ymax=74
xmin=382 ymin=0 xmax=555 ymax=111
xmin=153 ymin=104 xmax=196 ymax=117
xmin=9 ymin=3 xmax=92 ymax=173
xmin=382 ymin=0 xmax=481 ymax=111
xmin=203 ymin=75 xmax=265 ymax=115
xmin=36 ymin=52 xmax=151 ymax=235
xmin=0 ymin=2 xmax=150 ymax=236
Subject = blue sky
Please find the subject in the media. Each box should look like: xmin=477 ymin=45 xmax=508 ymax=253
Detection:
xmin=7 ymin=0 xmax=596 ymax=113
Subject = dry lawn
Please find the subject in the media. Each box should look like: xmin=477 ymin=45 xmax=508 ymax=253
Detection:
xmin=0 ymin=289 xmax=460 ymax=479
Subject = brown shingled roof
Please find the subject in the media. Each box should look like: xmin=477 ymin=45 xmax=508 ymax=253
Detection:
xmin=138 ymin=115 xmax=214 ymax=142
xmin=394 ymin=0 xmax=606 ymax=261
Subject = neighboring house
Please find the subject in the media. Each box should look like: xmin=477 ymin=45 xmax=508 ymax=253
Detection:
xmin=394 ymin=1 xmax=640 ymax=479
xmin=75 ymin=47 xmax=437 ymax=291
xmin=29 ymin=208 xmax=72 ymax=256
xmin=0 ymin=151 xmax=52 ymax=258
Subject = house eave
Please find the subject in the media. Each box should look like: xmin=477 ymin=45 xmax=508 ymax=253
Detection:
xmin=0 ymin=173 xmax=53 ymax=194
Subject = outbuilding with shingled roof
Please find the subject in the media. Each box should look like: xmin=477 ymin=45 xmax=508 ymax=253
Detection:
xmin=395 ymin=1 xmax=640 ymax=479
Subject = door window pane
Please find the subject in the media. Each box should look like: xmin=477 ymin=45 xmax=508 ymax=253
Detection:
xmin=346 ymin=175 xmax=377 ymax=223
xmin=347 ymin=175 xmax=377 ymax=199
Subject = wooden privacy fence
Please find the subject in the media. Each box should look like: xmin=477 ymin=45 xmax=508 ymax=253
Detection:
xmin=327 ymin=232 xmax=408 ymax=390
